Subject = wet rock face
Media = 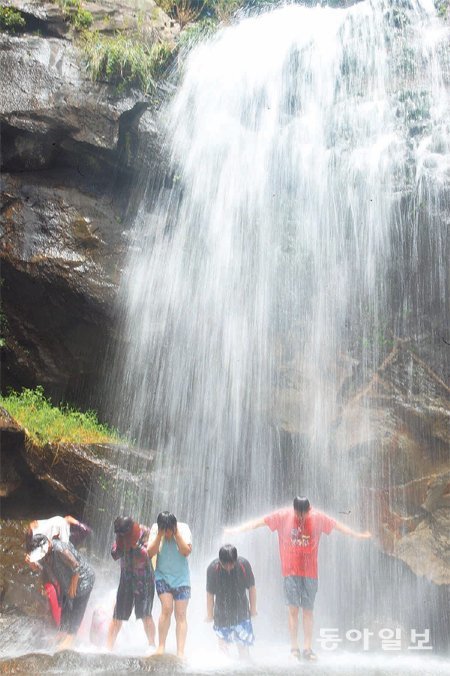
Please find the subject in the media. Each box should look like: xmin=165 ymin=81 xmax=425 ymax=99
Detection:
xmin=1 ymin=169 xmax=124 ymax=399
xmin=0 ymin=3 xmax=172 ymax=402
xmin=0 ymin=520 xmax=48 ymax=623
xmin=0 ymin=650 xmax=183 ymax=673
xmin=334 ymin=346 xmax=450 ymax=584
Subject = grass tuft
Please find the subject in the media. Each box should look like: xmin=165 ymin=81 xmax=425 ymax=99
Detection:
xmin=0 ymin=386 xmax=120 ymax=446
xmin=82 ymin=31 xmax=173 ymax=94
xmin=0 ymin=6 xmax=26 ymax=32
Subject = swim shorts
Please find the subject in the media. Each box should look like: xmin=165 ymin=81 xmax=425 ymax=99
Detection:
xmin=283 ymin=575 xmax=318 ymax=609
xmin=113 ymin=576 xmax=154 ymax=621
xmin=213 ymin=619 xmax=255 ymax=646
xmin=155 ymin=579 xmax=191 ymax=600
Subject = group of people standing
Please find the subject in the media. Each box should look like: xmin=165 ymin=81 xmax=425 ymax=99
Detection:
xmin=25 ymin=496 xmax=371 ymax=662
xmin=107 ymin=511 xmax=192 ymax=658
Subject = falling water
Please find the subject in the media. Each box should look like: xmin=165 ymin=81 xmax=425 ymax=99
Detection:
xmin=103 ymin=0 xmax=449 ymax=658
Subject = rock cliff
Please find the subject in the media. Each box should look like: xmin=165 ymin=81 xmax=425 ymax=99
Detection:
xmin=0 ymin=0 xmax=178 ymax=402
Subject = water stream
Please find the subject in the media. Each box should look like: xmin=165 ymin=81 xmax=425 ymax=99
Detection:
xmin=100 ymin=0 xmax=450 ymax=664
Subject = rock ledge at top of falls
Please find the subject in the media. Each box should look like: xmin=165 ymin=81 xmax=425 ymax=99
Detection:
xmin=0 ymin=1 xmax=178 ymax=402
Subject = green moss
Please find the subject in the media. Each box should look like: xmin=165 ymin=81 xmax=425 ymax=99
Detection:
xmin=0 ymin=6 xmax=26 ymax=32
xmin=82 ymin=31 xmax=173 ymax=94
xmin=435 ymin=1 xmax=449 ymax=19
xmin=0 ymin=386 xmax=120 ymax=446
xmin=71 ymin=7 xmax=93 ymax=30
xmin=49 ymin=0 xmax=93 ymax=31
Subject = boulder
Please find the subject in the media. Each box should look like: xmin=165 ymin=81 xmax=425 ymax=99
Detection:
xmin=0 ymin=520 xmax=49 ymax=623
xmin=334 ymin=344 xmax=450 ymax=583
xmin=0 ymin=407 xmax=155 ymax=517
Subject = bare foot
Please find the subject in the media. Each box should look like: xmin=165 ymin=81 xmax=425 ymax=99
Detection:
xmin=56 ymin=635 xmax=74 ymax=651
xmin=155 ymin=646 xmax=165 ymax=656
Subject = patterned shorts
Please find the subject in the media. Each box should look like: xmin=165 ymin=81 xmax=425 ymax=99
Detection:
xmin=155 ymin=579 xmax=191 ymax=601
xmin=214 ymin=619 xmax=255 ymax=646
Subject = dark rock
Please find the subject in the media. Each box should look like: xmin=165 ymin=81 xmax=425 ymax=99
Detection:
xmin=0 ymin=408 xmax=28 ymax=497
xmin=0 ymin=169 xmax=124 ymax=399
xmin=0 ymin=0 xmax=178 ymax=410
xmin=0 ymin=408 xmax=155 ymax=517
xmin=0 ymin=3 xmax=173 ymax=400
xmin=0 ymin=520 xmax=48 ymax=621
xmin=21 ymin=437 xmax=155 ymax=515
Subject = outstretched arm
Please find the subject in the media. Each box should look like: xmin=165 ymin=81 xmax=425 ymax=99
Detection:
xmin=334 ymin=521 xmax=371 ymax=539
xmin=224 ymin=517 xmax=267 ymax=535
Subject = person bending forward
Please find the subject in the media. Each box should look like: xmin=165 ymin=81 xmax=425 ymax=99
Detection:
xmin=206 ymin=544 xmax=257 ymax=660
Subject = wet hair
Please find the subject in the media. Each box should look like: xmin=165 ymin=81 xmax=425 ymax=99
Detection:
xmin=156 ymin=512 xmax=177 ymax=531
xmin=26 ymin=533 xmax=49 ymax=553
xmin=219 ymin=544 xmax=238 ymax=564
xmin=293 ymin=497 xmax=311 ymax=514
xmin=114 ymin=516 xmax=134 ymax=535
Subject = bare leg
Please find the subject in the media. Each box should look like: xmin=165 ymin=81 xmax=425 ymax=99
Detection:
xmin=107 ymin=618 xmax=122 ymax=650
xmin=156 ymin=593 xmax=173 ymax=655
xmin=218 ymin=638 xmax=229 ymax=655
xmin=174 ymin=598 xmax=189 ymax=658
xmin=302 ymin=608 xmax=314 ymax=651
xmin=56 ymin=631 xmax=67 ymax=641
xmin=288 ymin=605 xmax=300 ymax=651
xmin=57 ymin=633 xmax=75 ymax=650
xmin=142 ymin=616 xmax=156 ymax=646
xmin=237 ymin=644 xmax=250 ymax=661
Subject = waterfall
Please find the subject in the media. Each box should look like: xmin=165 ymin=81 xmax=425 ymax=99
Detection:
xmin=105 ymin=0 xmax=449 ymax=649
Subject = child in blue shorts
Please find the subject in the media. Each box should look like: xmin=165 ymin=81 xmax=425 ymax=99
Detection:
xmin=206 ymin=544 xmax=257 ymax=660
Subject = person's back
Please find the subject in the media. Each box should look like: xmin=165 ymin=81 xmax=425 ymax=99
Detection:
xmin=30 ymin=516 xmax=71 ymax=543
xmin=48 ymin=539 xmax=95 ymax=597
xmin=26 ymin=534 xmax=95 ymax=649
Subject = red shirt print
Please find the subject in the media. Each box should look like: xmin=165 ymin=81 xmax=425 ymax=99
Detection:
xmin=264 ymin=508 xmax=336 ymax=579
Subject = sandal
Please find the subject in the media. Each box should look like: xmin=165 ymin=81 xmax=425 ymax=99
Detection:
xmin=290 ymin=648 xmax=301 ymax=661
xmin=303 ymin=649 xmax=318 ymax=661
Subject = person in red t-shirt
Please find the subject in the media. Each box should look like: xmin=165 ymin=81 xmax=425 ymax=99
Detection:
xmin=226 ymin=496 xmax=371 ymax=662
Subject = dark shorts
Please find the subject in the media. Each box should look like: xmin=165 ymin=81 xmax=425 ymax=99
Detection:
xmin=155 ymin=579 xmax=191 ymax=601
xmin=60 ymin=591 xmax=92 ymax=634
xmin=113 ymin=577 xmax=155 ymax=621
xmin=284 ymin=575 xmax=318 ymax=609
